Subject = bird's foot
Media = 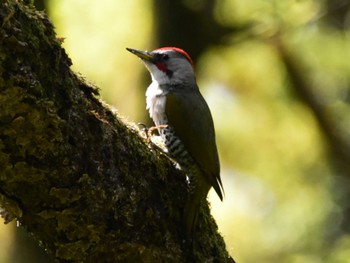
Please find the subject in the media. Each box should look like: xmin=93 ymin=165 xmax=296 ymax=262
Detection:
xmin=137 ymin=123 xmax=169 ymax=153
xmin=137 ymin=123 xmax=168 ymax=142
xmin=146 ymin=124 xmax=168 ymax=142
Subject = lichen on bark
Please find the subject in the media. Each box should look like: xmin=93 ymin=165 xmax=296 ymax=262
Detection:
xmin=0 ymin=1 xmax=233 ymax=262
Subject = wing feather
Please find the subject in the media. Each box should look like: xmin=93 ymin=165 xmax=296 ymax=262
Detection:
xmin=165 ymin=88 xmax=223 ymax=200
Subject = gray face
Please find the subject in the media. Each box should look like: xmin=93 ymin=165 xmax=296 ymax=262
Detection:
xmin=144 ymin=50 xmax=196 ymax=86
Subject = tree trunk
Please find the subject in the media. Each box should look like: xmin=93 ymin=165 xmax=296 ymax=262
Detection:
xmin=0 ymin=1 xmax=233 ymax=262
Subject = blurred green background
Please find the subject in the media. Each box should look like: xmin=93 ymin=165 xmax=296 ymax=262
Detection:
xmin=1 ymin=0 xmax=350 ymax=262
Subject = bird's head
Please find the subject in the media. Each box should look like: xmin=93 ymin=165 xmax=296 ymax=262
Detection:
xmin=127 ymin=47 xmax=196 ymax=86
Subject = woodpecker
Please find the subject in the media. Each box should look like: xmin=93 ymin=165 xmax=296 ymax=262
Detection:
xmin=127 ymin=47 xmax=223 ymax=237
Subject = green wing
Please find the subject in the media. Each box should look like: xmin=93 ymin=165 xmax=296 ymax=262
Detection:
xmin=165 ymin=88 xmax=223 ymax=200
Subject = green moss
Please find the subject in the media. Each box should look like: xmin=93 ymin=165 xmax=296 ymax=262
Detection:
xmin=49 ymin=187 xmax=81 ymax=204
xmin=0 ymin=193 xmax=23 ymax=221
xmin=0 ymin=1 xmax=231 ymax=261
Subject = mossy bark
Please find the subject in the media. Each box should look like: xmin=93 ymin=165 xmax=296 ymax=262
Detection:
xmin=0 ymin=1 xmax=233 ymax=262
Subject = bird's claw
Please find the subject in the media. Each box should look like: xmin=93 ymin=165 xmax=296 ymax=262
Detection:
xmin=137 ymin=122 xmax=148 ymax=132
xmin=137 ymin=123 xmax=168 ymax=143
xmin=146 ymin=125 xmax=168 ymax=142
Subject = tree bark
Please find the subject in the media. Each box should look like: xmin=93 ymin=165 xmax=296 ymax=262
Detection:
xmin=0 ymin=1 xmax=232 ymax=262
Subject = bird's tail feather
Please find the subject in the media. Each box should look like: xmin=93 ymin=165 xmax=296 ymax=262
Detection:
xmin=183 ymin=179 xmax=211 ymax=238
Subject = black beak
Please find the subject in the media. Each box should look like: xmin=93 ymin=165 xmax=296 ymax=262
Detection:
xmin=126 ymin=48 xmax=155 ymax=62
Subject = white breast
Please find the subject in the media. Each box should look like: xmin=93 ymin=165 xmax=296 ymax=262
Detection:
xmin=146 ymin=81 xmax=167 ymax=126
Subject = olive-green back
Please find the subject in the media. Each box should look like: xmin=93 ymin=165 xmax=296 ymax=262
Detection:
xmin=165 ymin=88 xmax=223 ymax=200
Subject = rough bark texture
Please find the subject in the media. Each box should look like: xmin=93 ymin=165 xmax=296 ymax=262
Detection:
xmin=0 ymin=1 xmax=232 ymax=262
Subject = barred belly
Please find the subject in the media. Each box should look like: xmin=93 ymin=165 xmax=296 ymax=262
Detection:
xmin=159 ymin=125 xmax=201 ymax=191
